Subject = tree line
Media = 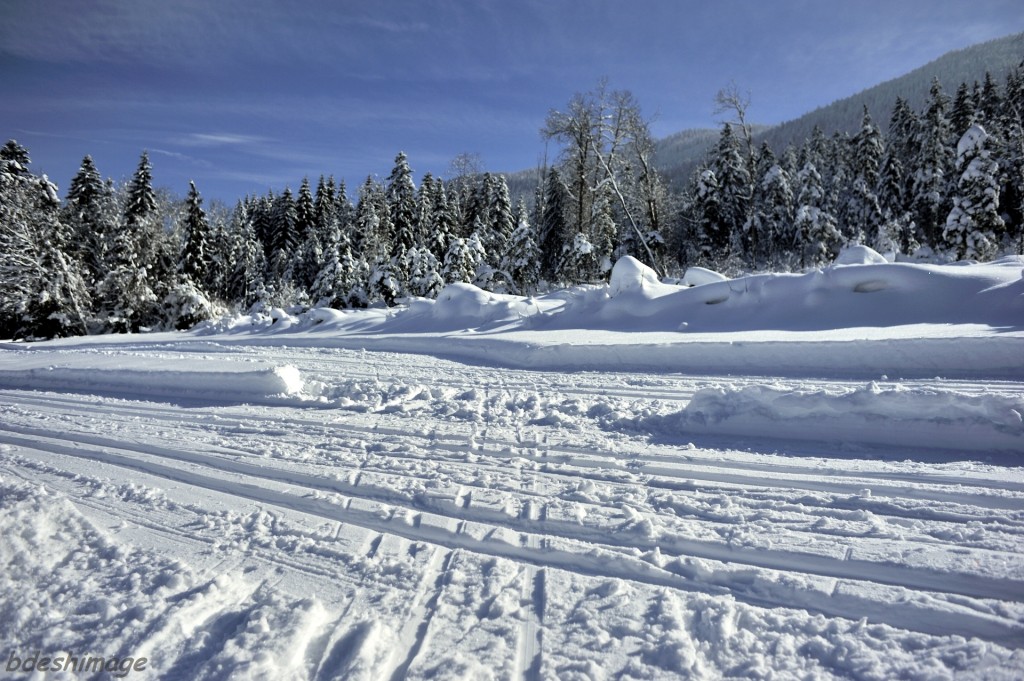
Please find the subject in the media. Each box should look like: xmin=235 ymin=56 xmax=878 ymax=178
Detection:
xmin=2 ymin=67 xmax=1022 ymax=340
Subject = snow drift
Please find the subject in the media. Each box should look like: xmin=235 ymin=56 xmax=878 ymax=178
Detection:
xmin=642 ymin=382 xmax=1024 ymax=454
xmin=0 ymin=356 xmax=316 ymax=405
xmin=549 ymin=253 xmax=1024 ymax=332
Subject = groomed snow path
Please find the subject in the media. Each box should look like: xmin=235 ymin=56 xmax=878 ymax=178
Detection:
xmin=2 ymin=341 xmax=1023 ymax=679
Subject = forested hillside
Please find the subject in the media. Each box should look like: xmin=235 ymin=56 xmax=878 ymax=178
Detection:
xmin=2 ymin=42 xmax=1022 ymax=340
xmin=759 ymin=32 xmax=1024 ymax=150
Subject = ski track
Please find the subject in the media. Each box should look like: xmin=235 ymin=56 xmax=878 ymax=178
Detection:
xmin=2 ymin=343 xmax=1023 ymax=677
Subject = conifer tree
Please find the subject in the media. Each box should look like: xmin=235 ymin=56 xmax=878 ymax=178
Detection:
xmin=1 ymin=144 xmax=91 ymax=338
xmin=502 ymin=198 xmax=541 ymax=295
xmin=442 ymin=236 xmax=476 ymax=284
xmin=844 ymin=107 xmax=885 ymax=243
xmin=428 ymin=179 xmax=455 ymax=263
xmin=64 ymin=155 xmax=114 ymax=287
xmin=178 ymin=181 xmax=210 ymax=287
xmin=295 ymin=177 xmax=316 ymax=241
xmin=914 ymin=78 xmax=954 ymax=248
xmin=268 ymin=187 xmax=298 ymax=285
xmin=125 ymin=152 xmax=158 ymax=228
xmin=944 ymin=125 xmax=1004 ymax=260
xmin=710 ymin=123 xmax=752 ymax=257
xmin=225 ymin=201 xmax=266 ymax=308
xmin=692 ymin=168 xmax=725 ymax=263
xmin=387 ymin=151 xmax=417 ymax=258
xmin=406 ymin=247 xmax=444 ymax=298
xmin=484 ymin=173 xmax=516 ymax=267
xmin=539 ymin=167 xmax=569 ymax=282
xmin=950 ymin=82 xmax=978 ymax=141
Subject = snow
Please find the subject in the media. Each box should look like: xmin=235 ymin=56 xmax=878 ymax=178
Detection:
xmin=957 ymin=123 xmax=989 ymax=161
xmin=834 ymin=244 xmax=890 ymax=265
xmin=2 ymin=254 xmax=1023 ymax=679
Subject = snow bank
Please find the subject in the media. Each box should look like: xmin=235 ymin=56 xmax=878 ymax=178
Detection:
xmin=0 ymin=360 xmax=317 ymax=405
xmin=647 ymin=382 xmax=1024 ymax=453
xmin=545 ymin=254 xmax=1024 ymax=333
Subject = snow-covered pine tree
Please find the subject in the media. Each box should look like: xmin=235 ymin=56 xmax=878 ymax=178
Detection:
xmin=943 ymin=124 xmax=1005 ymax=261
xmin=415 ymin=173 xmax=438 ymax=251
xmin=267 ymin=187 xmax=298 ymax=287
xmin=314 ymin=175 xmax=336 ymax=235
xmin=295 ymin=177 xmax=316 ymax=244
xmin=843 ymin=107 xmax=885 ymax=244
xmin=1 ymin=143 xmax=91 ymax=338
xmin=977 ymin=71 xmax=1003 ymax=132
xmin=692 ymin=167 xmax=725 ymax=264
xmin=352 ymin=177 xmax=381 ymax=261
xmin=89 ymin=151 xmax=162 ymax=332
xmin=442 ymin=236 xmax=475 ymax=285
xmin=96 ymin=224 xmax=158 ymax=333
xmin=539 ymin=167 xmax=570 ymax=283
xmin=483 ymin=173 xmax=515 ymax=269
xmin=178 ymin=181 xmax=210 ymax=288
xmin=502 ymin=198 xmax=541 ymax=295
xmin=406 ymin=247 xmax=444 ymax=299
xmin=793 ymin=161 xmax=842 ymax=268
xmin=427 ymin=179 xmax=454 ymax=263
xmin=124 ymin=151 xmax=158 ymax=229
xmin=368 ymin=254 xmax=400 ymax=306
xmin=561 ymin=232 xmax=597 ymax=283
xmin=387 ymin=151 xmax=417 ymax=259
xmin=913 ymin=78 xmax=954 ymax=249
xmin=950 ymin=82 xmax=978 ymax=142
xmin=755 ymin=164 xmax=795 ymax=268
xmin=63 ymin=155 xmax=115 ymax=288
xmin=291 ymin=179 xmax=324 ymax=292
xmin=887 ymin=98 xmax=919 ymax=209
xmin=224 ymin=201 xmax=267 ymax=308
xmin=467 ymin=225 xmax=493 ymax=289
xmin=710 ymin=123 xmax=752 ymax=262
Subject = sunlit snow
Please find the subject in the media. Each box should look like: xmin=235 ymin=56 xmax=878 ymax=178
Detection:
xmin=2 ymin=252 xmax=1022 ymax=679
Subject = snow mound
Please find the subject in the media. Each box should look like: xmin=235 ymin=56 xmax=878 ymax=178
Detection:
xmin=655 ymin=383 xmax=1024 ymax=453
xmin=0 ymin=361 xmax=318 ymax=405
xmin=398 ymin=283 xmax=540 ymax=331
xmin=609 ymin=256 xmax=662 ymax=295
xmin=834 ymin=245 xmax=889 ymax=265
xmin=680 ymin=266 xmax=728 ymax=287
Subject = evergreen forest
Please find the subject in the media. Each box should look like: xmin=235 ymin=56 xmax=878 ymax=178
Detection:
xmin=2 ymin=66 xmax=1023 ymax=340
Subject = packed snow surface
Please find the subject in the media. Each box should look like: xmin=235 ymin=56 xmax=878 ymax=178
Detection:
xmin=2 ymin=254 xmax=1023 ymax=679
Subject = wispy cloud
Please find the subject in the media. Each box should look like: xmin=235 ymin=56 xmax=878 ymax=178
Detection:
xmin=173 ymin=133 xmax=272 ymax=148
xmin=149 ymin=147 xmax=214 ymax=167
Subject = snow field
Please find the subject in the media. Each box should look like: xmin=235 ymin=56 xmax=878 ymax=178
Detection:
xmin=2 ymin=341 xmax=1023 ymax=679
xmin=1 ymin=253 xmax=1023 ymax=678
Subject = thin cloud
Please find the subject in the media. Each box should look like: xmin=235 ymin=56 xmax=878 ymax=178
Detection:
xmin=173 ymin=133 xmax=272 ymax=148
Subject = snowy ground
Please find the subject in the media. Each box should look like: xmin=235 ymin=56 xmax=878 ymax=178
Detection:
xmin=2 ymin=253 xmax=1023 ymax=679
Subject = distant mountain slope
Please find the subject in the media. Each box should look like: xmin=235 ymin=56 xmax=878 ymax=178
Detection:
xmin=757 ymin=32 xmax=1024 ymax=151
xmin=507 ymin=32 xmax=1024 ymax=199
xmin=648 ymin=33 xmax=1023 ymax=191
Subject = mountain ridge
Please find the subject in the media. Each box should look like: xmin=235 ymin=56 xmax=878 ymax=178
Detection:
xmin=655 ymin=32 xmax=1023 ymax=190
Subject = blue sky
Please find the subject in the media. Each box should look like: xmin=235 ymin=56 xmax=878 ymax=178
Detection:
xmin=2 ymin=0 xmax=1022 ymax=204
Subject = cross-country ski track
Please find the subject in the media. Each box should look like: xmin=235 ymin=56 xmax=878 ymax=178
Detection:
xmin=2 ymin=337 xmax=1023 ymax=679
